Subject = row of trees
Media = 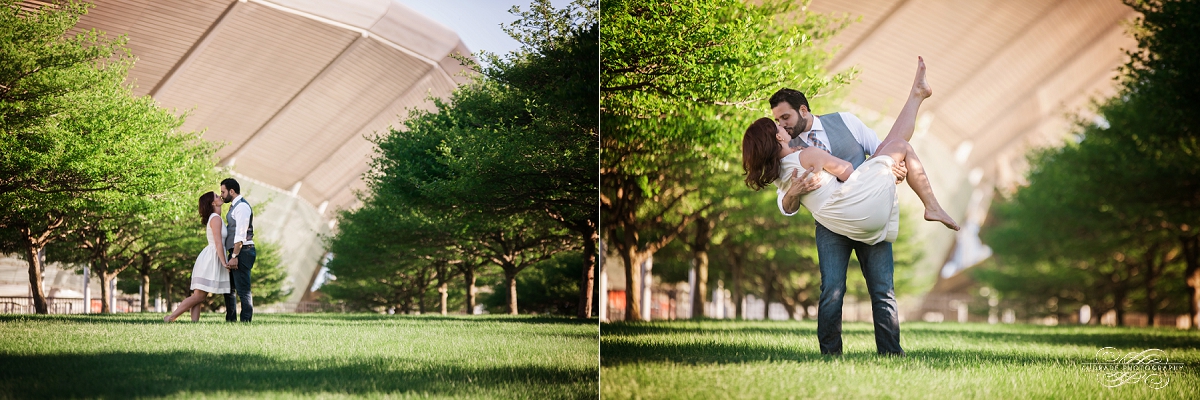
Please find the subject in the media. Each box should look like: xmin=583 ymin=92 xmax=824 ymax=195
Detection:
xmin=321 ymin=0 xmax=599 ymax=317
xmin=601 ymin=0 xmax=922 ymax=321
xmin=0 ymin=0 xmax=288 ymax=313
xmin=979 ymin=0 xmax=1199 ymax=328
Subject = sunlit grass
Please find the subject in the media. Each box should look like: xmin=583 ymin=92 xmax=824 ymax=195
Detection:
xmin=0 ymin=313 xmax=598 ymax=399
xmin=601 ymin=320 xmax=1200 ymax=399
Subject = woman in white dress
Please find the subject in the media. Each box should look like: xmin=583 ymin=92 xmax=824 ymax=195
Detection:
xmin=742 ymin=57 xmax=959 ymax=245
xmin=164 ymin=191 xmax=232 ymax=322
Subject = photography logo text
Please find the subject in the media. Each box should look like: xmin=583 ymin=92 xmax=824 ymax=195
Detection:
xmin=1081 ymin=347 xmax=1184 ymax=389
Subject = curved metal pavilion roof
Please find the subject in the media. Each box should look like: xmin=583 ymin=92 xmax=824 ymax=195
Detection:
xmin=74 ymin=0 xmax=472 ymax=215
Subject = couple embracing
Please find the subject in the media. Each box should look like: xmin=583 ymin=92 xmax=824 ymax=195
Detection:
xmin=164 ymin=178 xmax=257 ymax=323
xmin=741 ymin=57 xmax=959 ymax=356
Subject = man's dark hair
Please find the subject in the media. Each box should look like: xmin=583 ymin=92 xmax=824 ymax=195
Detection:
xmin=769 ymin=88 xmax=810 ymax=112
xmin=220 ymin=178 xmax=240 ymax=194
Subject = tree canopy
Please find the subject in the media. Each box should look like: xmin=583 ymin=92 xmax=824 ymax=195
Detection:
xmin=323 ymin=0 xmax=597 ymax=316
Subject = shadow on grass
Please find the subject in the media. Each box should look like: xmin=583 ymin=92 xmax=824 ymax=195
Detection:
xmin=0 ymin=351 xmax=597 ymax=399
xmin=602 ymin=321 xmax=818 ymax=337
xmin=265 ymin=313 xmax=600 ymax=326
xmin=0 ymin=313 xmax=598 ymax=327
xmin=601 ymin=321 xmax=1200 ymax=367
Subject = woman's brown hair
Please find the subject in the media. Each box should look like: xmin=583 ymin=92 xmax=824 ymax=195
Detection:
xmin=742 ymin=117 xmax=784 ymax=191
xmin=198 ymin=192 xmax=216 ymax=226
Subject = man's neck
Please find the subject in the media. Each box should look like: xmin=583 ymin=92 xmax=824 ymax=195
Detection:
xmin=800 ymin=115 xmax=820 ymax=135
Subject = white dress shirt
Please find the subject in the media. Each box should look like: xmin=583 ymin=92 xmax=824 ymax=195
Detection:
xmin=777 ymin=112 xmax=882 ymax=217
xmin=229 ymin=195 xmax=254 ymax=246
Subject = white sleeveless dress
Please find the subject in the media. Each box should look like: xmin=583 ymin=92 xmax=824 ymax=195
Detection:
xmin=776 ymin=151 xmax=900 ymax=245
xmin=191 ymin=213 xmax=231 ymax=293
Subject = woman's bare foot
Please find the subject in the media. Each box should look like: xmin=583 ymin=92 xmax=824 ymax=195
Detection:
xmin=924 ymin=208 xmax=959 ymax=231
xmin=163 ymin=314 xmax=173 ymax=322
xmin=911 ymin=56 xmax=932 ymax=99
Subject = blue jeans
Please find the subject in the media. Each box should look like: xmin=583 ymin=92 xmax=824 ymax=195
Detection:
xmin=815 ymin=222 xmax=903 ymax=355
xmin=224 ymin=247 xmax=255 ymax=322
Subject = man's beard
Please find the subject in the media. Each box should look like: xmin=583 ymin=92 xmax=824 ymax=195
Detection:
xmin=223 ymin=193 xmax=233 ymax=202
xmin=789 ymin=114 xmax=810 ymax=139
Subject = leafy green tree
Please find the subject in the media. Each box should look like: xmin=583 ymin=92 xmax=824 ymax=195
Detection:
xmin=0 ymin=0 xmax=218 ymax=313
xmin=600 ymin=0 xmax=854 ymax=320
xmin=323 ymin=0 xmax=594 ymax=317
xmin=1106 ymin=0 xmax=1200 ymax=327
xmin=323 ymin=204 xmax=429 ymax=312
xmin=125 ymin=219 xmax=195 ymax=312
xmin=153 ymin=228 xmax=206 ymax=310
xmin=390 ymin=0 xmax=598 ymax=317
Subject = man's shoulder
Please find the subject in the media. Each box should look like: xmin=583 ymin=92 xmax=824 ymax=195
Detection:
xmin=233 ymin=199 xmax=252 ymax=212
xmin=819 ymin=111 xmax=860 ymax=122
xmin=820 ymin=112 xmax=871 ymax=132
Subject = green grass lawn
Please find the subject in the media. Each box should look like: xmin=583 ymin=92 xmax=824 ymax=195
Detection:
xmin=601 ymin=320 xmax=1200 ymax=399
xmin=0 ymin=313 xmax=598 ymax=399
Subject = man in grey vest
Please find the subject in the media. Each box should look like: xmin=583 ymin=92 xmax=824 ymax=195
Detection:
xmin=770 ymin=88 xmax=907 ymax=356
xmin=220 ymin=178 xmax=256 ymax=322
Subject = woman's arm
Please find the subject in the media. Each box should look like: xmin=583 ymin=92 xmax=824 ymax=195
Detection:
xmin=799 ymin=148 xmax=854 ymax=182
xmin=208 ymin=216 xmax=225 ymax=256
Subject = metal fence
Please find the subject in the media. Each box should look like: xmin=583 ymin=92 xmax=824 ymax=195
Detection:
xmin=0 ymin=296 xmax=143 ymax=314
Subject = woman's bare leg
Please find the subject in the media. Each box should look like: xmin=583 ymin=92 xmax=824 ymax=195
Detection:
xmin=876 ymin=56 xmax=932 ymax=153
xmin=190 ymin=303 xmax=202 ymax=322
xmin=165 ymin=290 xmax=206 ymax=322
xmin=877 ymin=140 xmax=959 ymax=231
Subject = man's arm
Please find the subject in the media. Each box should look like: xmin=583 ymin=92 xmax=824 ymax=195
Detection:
xmin=227 ymin=203 xmax=249 ymax=268
xmin=778 ymin=167 xmax=820 ymax=215
xmin=233 ymin=202 xmax=250 ymax=245
xmin=227 ymin=242 xmax=242 ymax=269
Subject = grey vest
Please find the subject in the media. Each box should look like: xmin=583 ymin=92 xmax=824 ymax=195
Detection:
xmin=788 ymin=113 xmax=868 ymax=168
xmin=225 ymin=197 xmax=254 ymax=248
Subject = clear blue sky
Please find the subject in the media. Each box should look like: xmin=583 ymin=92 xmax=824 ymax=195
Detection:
xmin=398 ymin=0 xmax=574 ymax=56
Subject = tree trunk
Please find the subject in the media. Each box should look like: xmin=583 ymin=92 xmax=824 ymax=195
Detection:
xmin=779 ymin=295 xmax=797 ymax=319
xmin=1145 ymin=250 xmax=1160 ymax=327
xmin=401 ymin=296 xmax=412 ymax=314
xmin=1114 ymin=286 xmax=1127 ymax=327
xmin=1181 ymin=234 xmax=1199 ymax=330
xmin=619 ymin=243 xmax=647 ymax=322
xmin=163 ymin=274 xmax=174 ymax=311
xmin=22 ymin=242 xmax=49 ymax=314
xmin=690 ymin=219 xmax=711 ymax=320
xmin=577 ymin=228 xmax=597 ymax=319
xmin=99 ymin=269 xmax=113 ymax=314
xmin=438 ymin=281 xmax=448 ymax=316
xmin=731 ymin=254 xmax=744 ymax=320
xmin=608 ymin=223 xmax=650 ymax=322
xmin=464 ymin=266 xmax=477 ymax=314
xmin=140 ymin=272 xmax=150 ymax=313
xmin=505 ymin=268 xmax=519 ymax=315
xmin=417 ymin=287 xmax=427 ymax=315
xmin=763 ymin=273 xmax=776 ymax=319
xmin=1189 ymin=265 xmax=1200 ymax=330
